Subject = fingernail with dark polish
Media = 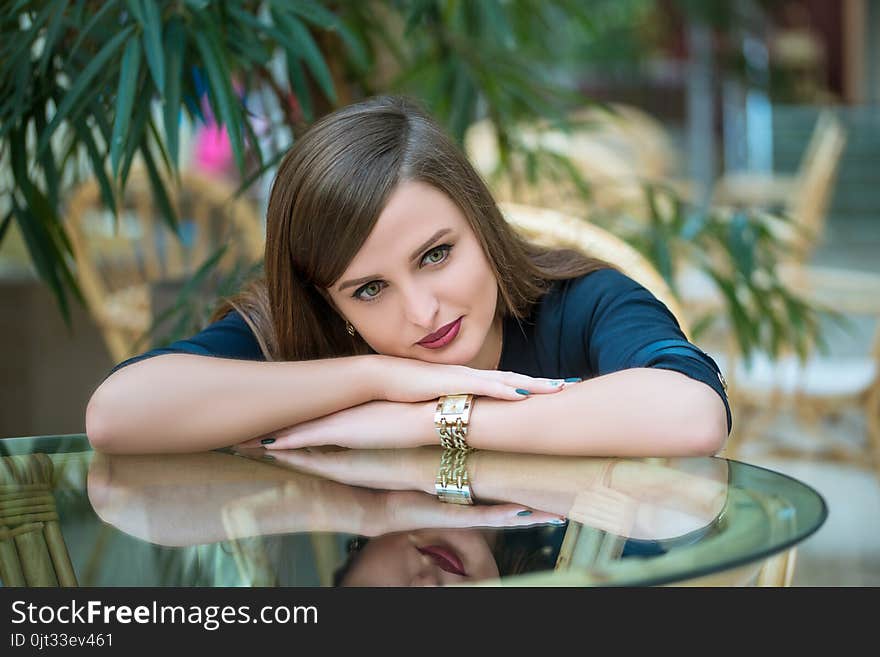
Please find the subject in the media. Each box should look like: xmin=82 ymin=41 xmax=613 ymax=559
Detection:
xmin=564 ymin=377 xmax=582 ymax=383
xmin=516 ymin=510 xmax=533 ymax=516
xmin=515 ymin=389 xmax=531 ymax=396
xmin=260 ymin=438 xmax=275 ymax=445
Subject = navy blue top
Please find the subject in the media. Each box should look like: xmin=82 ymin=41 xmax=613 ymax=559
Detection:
xmin=112 ymin=268 xmax=731 ymax=432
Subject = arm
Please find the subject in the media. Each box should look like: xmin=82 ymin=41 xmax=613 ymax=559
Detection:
xmin=465 ymin=368 xmax=728 ymax=456
xmin=86 ymin=353 xmax=378 ymax=454
xmin=234 ymin=271 xmax=731 ymax=455
xmin=86 ymin=310 xmax=561 ymax=454
xmin=244 ymin=368 xmax=726 ymax=456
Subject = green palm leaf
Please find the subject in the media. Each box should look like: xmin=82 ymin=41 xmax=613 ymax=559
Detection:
xmin=139 ymin=0 xmax=166 ymax=92
xmin=110 ymin=38 xmax=142 ymax=176
xmin=37 ymin=25 xmax=135 ymax=158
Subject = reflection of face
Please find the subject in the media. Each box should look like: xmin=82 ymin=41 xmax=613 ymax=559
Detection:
xmin=341 ymin=529 xmax=500 ymax=587
xmin=326 ymin=181 xmax=503 ymax=370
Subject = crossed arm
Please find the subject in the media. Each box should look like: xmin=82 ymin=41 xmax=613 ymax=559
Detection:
xmin=239 ymin=367 xmax=729 ymax=457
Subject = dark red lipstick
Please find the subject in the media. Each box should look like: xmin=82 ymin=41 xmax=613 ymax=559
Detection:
xmin=416 ymin=545 xmax=468 ymax=577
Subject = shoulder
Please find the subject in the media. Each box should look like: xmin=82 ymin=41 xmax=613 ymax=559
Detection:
xmin=526 ymin=268 xmax=644 ymax=346
xmin=557 ymin=267 xmax=645 ymax=301
xmin=543 ymin=267 xmax=682 ymax=340
xmin=542 ymin=267 xmax=650 ymax=321
xmin=108 ymin=309 xmax=263 ymax=377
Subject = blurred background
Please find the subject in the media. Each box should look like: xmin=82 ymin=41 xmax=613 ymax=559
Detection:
xmin=1 ymin=0 xmax=878 ymax=584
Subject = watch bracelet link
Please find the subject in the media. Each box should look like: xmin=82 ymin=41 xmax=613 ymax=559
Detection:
xmin=437 ymin=418 xmax=471 ymax=451
xmin=435 ymin=448 xmax=474 ymax=504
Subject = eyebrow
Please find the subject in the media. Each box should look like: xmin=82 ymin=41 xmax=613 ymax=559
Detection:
xmin=337 ymin=228 xmax=453 ymax=292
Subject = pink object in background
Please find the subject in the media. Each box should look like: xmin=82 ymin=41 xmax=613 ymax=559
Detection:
xmin=193 ymin=122 xmax=233 ymax=176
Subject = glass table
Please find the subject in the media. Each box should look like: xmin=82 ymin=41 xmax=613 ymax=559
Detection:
xmin=0 ymin=434 xmax=827 ymax=587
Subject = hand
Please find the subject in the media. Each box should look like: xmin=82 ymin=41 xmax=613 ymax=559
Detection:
xmin=371 ymin=354 xmax=577 ymax=403
xmin=236 ymin=400 xmax=430 ymax=450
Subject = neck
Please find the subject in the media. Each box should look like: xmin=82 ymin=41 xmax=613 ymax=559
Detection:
xmin=467 ymin=315 xmax=504 ymax=371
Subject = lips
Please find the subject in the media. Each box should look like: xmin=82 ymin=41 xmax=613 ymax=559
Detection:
xmin=418 ymin=317 xmax=460 ymax=345
xmin=416 ymin=545 xmax=468 ymax=577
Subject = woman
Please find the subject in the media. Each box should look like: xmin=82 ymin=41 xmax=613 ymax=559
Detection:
xmin=85 ymin=95 xmax=730 ymax=455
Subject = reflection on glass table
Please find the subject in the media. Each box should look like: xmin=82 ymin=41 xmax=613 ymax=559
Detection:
xmin=0 ymin=435 xmax=826 ymax=587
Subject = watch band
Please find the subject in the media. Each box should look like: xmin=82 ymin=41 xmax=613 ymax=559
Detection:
xmin=435 ymin=448 xmax=474 ymax=505
xmin=434 ymin=393 xmax=474 ymax=451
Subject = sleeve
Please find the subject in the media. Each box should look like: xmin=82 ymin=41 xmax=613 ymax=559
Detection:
xmin=575 ymin=269 xmax=732 ymax=433
xmin=108 ymin=310 xmax=265 ymax=377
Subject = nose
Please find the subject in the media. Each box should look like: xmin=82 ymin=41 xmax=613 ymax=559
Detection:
xmin=399 ymin=281 xmax=439 ymax=332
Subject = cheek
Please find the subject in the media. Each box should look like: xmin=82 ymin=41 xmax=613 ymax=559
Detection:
xmin=453 ymin=244 xmax=497 ymax=298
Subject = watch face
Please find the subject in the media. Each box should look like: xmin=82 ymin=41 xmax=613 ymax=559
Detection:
xmin=442 ymin=396 xmax=467 ymax=414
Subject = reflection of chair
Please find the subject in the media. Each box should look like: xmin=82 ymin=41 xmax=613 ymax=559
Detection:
xmin=721 ymin=264 xmax=880 ymax=478
xmin=65 ymin=169 xmax=264 ymax=363
xmin=712 ymin=111 xmax=847 ymax=264
xmin=0 ymin=454 xmax=78 ymax=587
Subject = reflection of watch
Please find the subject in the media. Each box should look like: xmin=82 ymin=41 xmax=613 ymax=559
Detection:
xmin=434 ymin=394 xmax=474 ymax=451
xmin=435 ymin=448 xmax=474 ymax=505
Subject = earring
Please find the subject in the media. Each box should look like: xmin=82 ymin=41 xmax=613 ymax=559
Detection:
xmin=346 ymin=321 xmax=356 ymax=337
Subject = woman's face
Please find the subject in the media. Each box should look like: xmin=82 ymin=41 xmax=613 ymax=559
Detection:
xmin=325 ymin=181 xmax=502 ymax=369
xmin=341 ymin=529 xmax=500 ymax=587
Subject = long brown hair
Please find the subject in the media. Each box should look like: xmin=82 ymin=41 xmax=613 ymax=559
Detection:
xmin=216 ymin=95 xmax=609 ymax=362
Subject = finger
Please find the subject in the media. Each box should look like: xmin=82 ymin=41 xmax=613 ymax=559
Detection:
xmin=478 ymin=504 xmax=568 ymax=528
xmin=434 ymin=503 xmax=567 ymax=528
xmin=268 ymin=449 xmax=316 ymax=467
xmin=236 ymin=434 xmax=277 ymax=449
xmin=504 ymin=374 xmax=583 ymax=393
xmin=262 ymin=432 xmax=312 ymax=450
xmin=478 ymin=380 xmax=561 ymax=401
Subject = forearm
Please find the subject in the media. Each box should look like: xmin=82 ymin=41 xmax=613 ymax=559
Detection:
xmin=464 ymin=369 xmax=728 ymax=457
xmin=86 ymin=353 xmax=380 ymax=454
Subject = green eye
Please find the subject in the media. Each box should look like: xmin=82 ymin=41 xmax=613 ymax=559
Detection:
xmin=352 ymin=244 xmax=454 ymax=302
xmin=352 ymin=281 xmax=382 ymax=301
xmin=424 ymin=247 xmax=445 ymax=264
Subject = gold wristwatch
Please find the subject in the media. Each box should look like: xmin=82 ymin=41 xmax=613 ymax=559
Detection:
xmin=435 ymin=448 xmax=474 ymax=504
xmin=434 ymin=393 xmax=474 ymax=451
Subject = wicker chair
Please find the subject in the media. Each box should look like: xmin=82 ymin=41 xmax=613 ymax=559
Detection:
xmin=712 ymin=110 xmax=847 ymax=265
xmin=466 ymin=106 xmax=673 ymax=221
xmin=499 ymin=202 xmax=689 ymax=336
xmin=65 ymin=169 xmax=264 ymax=364
xmin=720 ymin=264 xmax=880 ymax=478
xmin=0 ymin=454 xmax=78 ymax=587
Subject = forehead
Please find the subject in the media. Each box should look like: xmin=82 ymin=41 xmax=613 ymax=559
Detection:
xmin=377 ymin=180 xmax=466 ymax=235
xmin=345 ymin=181 xmax=470 ymax=266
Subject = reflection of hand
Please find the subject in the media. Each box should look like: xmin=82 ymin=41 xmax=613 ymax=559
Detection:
xmin=368 ymin=490 xmax=565 ymax=535
xmin=236 ymin=447 xmax=568 ymax=530
xmin=236 ymin=401 xmax=431 ymax=450
xmin=237 ymin=446 xmax=439 ymax=493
